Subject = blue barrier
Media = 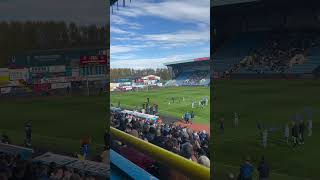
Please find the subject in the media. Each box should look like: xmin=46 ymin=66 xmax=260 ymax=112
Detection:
xmin=0 ymin=143 xmax=33 ymax=160
xmin=110 ymin=149 xmax=158 ymax=180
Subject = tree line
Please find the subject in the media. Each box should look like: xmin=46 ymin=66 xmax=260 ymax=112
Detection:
xmin=110 ymin=68 xmax=172 ymax=82
xmin=0 ymin=21 xmax=108 ymax=67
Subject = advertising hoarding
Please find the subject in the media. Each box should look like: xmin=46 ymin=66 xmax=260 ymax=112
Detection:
xmin=51 ymin=82 xmax=71 ymax=89
xmin=49 ymin=65 xmax=66 ymax=73
xmin=0 ymin=87 xmax=11 ymax=94
xmin=80 ymin=55 xmax=107 ymax=65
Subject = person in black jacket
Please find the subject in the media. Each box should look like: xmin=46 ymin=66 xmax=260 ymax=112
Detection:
xmin=257 ymin=156 xmax=270 ymax=180
xmin=298 ymin=120 xmax=305 ymax=144
xmin=104 ymin=128 xmax=110 ymax=150
xmin=24 ymin=121 xmax=32 ymax=147
xmin=292 ymin=122 xmax=299 ymax=148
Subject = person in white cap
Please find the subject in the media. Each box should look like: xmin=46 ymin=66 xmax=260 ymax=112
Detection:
xmin=198 ymin=155 xmax=210 ymax=168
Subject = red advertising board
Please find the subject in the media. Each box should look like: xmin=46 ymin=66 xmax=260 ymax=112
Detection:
xmin=194 ymin=57 xmax=210 ymax=61
xmin=80 ymin=55 xmax=107 ymax=65
xmin=33 ymin=83 xmax=50 ymax=92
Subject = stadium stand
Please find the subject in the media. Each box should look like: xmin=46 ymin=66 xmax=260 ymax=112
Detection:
xmin=0 ymin=143 xmax=109 ymax=180
xmin=110 ymin=108 xmax=210 ymax=179
xmin=164 ymin=57 xmax=210 ymax=86
xmin=213 ymin=31 xmax=320 ymax=75
xmin=212 ymin=0 xmax=320 ymax=79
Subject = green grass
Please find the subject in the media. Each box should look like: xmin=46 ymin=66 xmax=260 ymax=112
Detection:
xmin=110 ymin=86 xmax=210 ymax=124
xmin=0 ymin=95 xmax=107 ymax=154
xmin=213 ymin=80 xmax=320 ymax=180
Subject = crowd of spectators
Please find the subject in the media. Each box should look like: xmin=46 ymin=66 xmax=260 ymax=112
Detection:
xmin=0 ymin=152 xmax=105 ymax=180
xmin=183 ymin=71 xmax=209 ymax=86
xmin=110 ymin=110 xmax=210 ymax=179
xmin=0 ymin=134 xmax=108 ymax=180
xmin=232 ymin=31 xmax=320 ymax=74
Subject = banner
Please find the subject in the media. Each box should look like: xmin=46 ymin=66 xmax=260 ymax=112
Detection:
xmin=67 ymin=160 xmax=109 ymax=177
xmin=33 ymin=152 xmax=77 ymax=166
xmin=42 ymin=77 xmax=66 ymax=83
xmin=83 ymin=75 xmax=107 ymax=81
xmin=121 ymin=110 xmax=159 ymax=122
xmin=80 ymin=55 xmax=107 ymax=65
xmin=0 ymin=87 xmax=11 ymax=94
xmin=0 ymin=68 xmax=9 ymax=83
xmin=9 ymin=69 xmax=28 ymax=81
xmin=0 ymin=76 xmax=9 ymax=82
xmin=51 ymin=82 xmax=71 ymax=89
xmin=33 ymin=83 xmax=49 ymax=92
xmin=194 ymin=57 xmax=210 ymax=61
xmin=72 ymin=68 xmax=80 ymax=77
xmin=30 ymin=66 xmax=49 ymax=73
xmin=49 ymin=65 xmax=66 ymax=73
xmin=65 ymin=76 xmax=83 ymax=82
xmin=0 ymin=68 xmax=9 ymax=76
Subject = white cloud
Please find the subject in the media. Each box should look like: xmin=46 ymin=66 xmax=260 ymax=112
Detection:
xmin=110 ymin=44 xmax=149 ymax=54
xmin=144 ymin=29 xmax=210 ymax=44
xmin=110 ymin=45 xmax=136 ymax=54
xmin=112 ymin=0 xmax=209 ymax=25
xmin=110 ymin=0 xmax=210 ymax=69
xmin=111 ymin=53 xmax=137 ymax=60
xmin=110 ymin=26 xmax=132 ymax=35
xmin=112 ymin=28 xmax=209 ymax=51
xmin=110 ymin=14 xmax=143 ymax=29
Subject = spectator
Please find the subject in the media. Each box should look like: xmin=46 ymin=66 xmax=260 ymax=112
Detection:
xmin=198 ymin=155 xmax=210 ymax=168
xmin=110 ymin=109 xmax=210 ymax=178
xmin=1 ymin=133 xmax=10 ymax=144
xmin=257 ymin=156 xmax=270 ymax=180
xmin=24 ymin=121 xmax=32 ymax=147
xmin=238 ymin=156 xmax=254 ymax=180
xmin=101 ymin=146 xmax=108 ymax=164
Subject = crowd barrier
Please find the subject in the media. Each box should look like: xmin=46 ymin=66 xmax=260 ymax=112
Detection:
xmin=110 ymin=127 xmax=210 ymax=180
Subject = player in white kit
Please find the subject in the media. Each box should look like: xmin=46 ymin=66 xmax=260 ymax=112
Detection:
xmin=262 ymin=129 xmax=268 ymax=148
xmin=234 ymin=112 xmax=239 ymax=127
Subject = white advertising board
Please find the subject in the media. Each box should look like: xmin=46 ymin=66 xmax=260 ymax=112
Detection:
xmin=0 ymin=87 xmax=11 ymax=94
xmin=51 ymin=82 xmax=71 ymax=89
xmin=43 ymin=77 xmax=67 ymax=83
xmin=49 ymin=65 xmax=66 ymax=73
xmin=9 ymin=68 xmax=28 ymax=81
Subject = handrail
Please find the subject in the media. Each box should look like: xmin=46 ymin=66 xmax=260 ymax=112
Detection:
xmin=110 ymin=127 xmax=210 ymax=180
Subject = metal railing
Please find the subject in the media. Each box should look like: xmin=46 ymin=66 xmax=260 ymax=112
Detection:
xmin=110 ymin=127 xmax=210 ymax=180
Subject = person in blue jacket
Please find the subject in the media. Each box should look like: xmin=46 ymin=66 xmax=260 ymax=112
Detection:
xmin=238 ymin=156 xmax=254 ymax=180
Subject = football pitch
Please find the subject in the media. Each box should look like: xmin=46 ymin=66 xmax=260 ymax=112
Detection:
xmin=0 ymin=95 xmax=107 ymax=154
xmin=110 ymin=86 xmax=210 ymax=125
xmin=213 ymin=80 xmax=320 ymax=180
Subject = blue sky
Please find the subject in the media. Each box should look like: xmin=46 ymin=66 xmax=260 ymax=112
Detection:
xmin=110 ymin=0 xmax=210 ymax=69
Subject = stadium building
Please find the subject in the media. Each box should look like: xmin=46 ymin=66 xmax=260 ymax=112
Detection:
xmin=164 ymin=57 xmax=210 ymax=86
xmin=8 ymin=47 xmax=109 ymax=93
xmin=212 ymin=0 xmax=320 ymax=79
xmin=111 ymin=75 xmax=162 ymax=91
